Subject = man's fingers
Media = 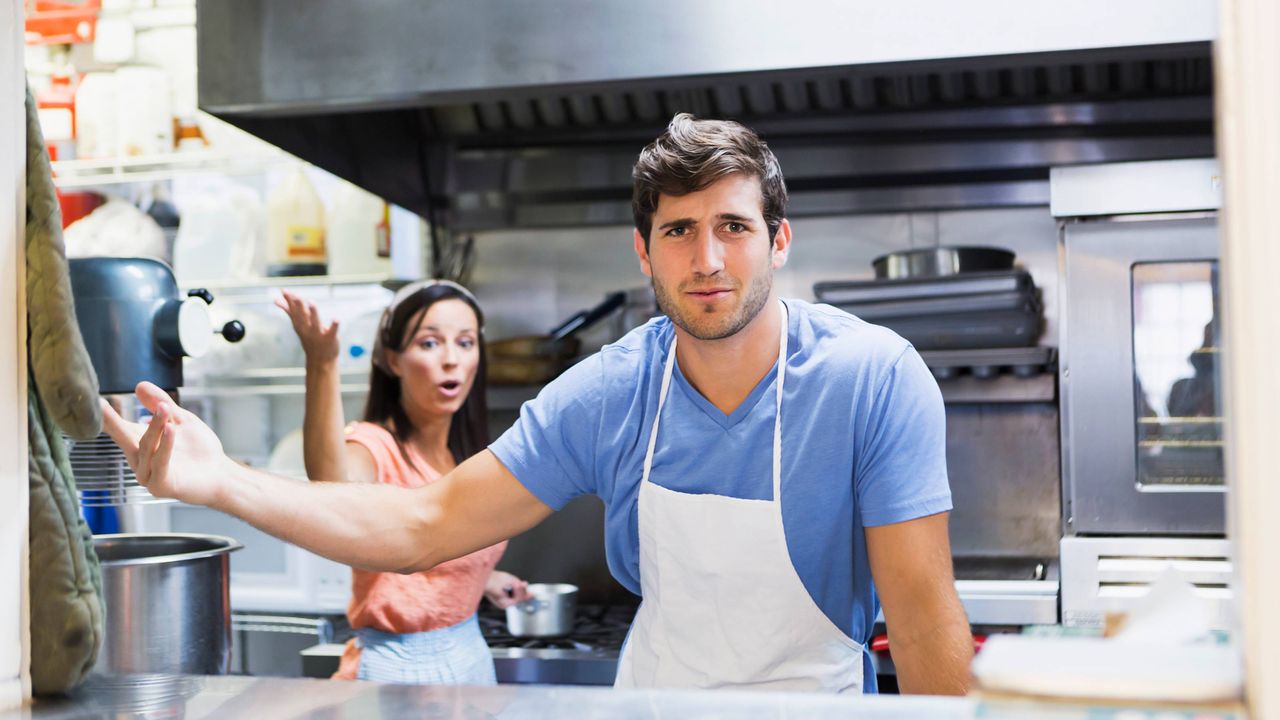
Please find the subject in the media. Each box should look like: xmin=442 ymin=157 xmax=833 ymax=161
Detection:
xmin=134 ymin=404 xmax=168 ymax=485
xmin=99 ymin=398 xmax=140 ymax=448
xmin=148 ymin=422 xmax=176 ymax=493
xmin=99 ymin=398 xmax=142 ymax=467
xmin=135 ymin=382 xmax=171 ymax=414
xmin=135 ymin=382 xmax=201 ymax=425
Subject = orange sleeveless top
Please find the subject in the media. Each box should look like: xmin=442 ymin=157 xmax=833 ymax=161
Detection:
xmin=333 ymin=421 xmax=506 ymax=680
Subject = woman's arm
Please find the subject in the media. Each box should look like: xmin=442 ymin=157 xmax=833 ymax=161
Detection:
xmin=275 ymin=290 xmax=355 ymax=483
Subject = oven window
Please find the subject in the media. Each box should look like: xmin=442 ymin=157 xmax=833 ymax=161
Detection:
xmin=1132 ymin=261 xmax=1223 ymax=487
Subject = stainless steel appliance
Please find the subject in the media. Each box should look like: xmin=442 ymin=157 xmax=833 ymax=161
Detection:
xmin=1053 ymin=158 xmax=1231 ymax=629
xmin=194 ymin=1 xmax=1214 ymax=234
xmin=1061 ymin=216 xmax=1222 ymax=535
xmin=68 ymin=257 xmax=245 ymax=394
xmin=67 ymin=256 xmax=244 ymax=507
xmin=94 ymin=533 xmax=242 ymax=674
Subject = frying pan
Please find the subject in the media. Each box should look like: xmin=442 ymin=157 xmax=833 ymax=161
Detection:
xmin=487 ymin=292 xmax=625 ymax=385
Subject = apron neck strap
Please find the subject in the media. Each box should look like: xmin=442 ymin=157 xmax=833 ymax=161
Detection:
xmin=643 ymin=300 xmax=789 ymax=499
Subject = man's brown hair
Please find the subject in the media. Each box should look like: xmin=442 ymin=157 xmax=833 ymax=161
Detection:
xmin=632 ymin=113 xmax=788 ymax=249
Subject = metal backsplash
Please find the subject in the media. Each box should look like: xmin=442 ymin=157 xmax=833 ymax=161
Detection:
xmin=478 ymin=207 xmax=1064 ymax=597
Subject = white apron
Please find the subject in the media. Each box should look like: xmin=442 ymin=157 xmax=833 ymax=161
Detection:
xmin=615 ymin=301 xmax=863 ymax=693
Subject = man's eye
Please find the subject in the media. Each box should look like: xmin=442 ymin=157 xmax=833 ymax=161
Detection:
xmin=667 ymin=226 xmax=689 ymax=237
xmin=726 ymin=222 xmax=746 ymax=233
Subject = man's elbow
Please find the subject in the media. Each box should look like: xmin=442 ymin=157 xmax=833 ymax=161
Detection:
xmin=389 ymin=498 xmax=444 ymax=574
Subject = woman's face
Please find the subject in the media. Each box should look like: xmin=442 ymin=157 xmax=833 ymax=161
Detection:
xmin=386 ymin=298 xmax=481 ymax=418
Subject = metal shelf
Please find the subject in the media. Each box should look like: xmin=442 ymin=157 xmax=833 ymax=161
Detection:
xmin=936 ymin=374 xmax=1057 ymax=404
xmin=182 ymin=274 xmax=395 ymax=292
xmin=192 ymin=367 xmax=371 ymax=381
xmin=51 ymin=149 xmax=300 ymax=188
xmin=180 ymin=384 xmax=370 ymax=398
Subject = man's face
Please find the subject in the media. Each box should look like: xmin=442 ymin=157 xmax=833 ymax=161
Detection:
xmin=634 ymin=174 xmax=791 ymax=341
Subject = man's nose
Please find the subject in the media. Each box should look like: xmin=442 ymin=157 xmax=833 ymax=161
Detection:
xmin=691 ymin=226 xmax=725 ymax=276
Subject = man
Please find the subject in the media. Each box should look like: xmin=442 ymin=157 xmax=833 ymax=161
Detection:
xmin=105 ymin=114 xmax=973 ymax=695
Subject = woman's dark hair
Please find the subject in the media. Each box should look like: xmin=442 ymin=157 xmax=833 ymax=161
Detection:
xmin=364 ymin=282 xmax=489 ymax=469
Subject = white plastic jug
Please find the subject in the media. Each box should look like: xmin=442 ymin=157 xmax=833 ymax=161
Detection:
xmin=326 ymin=179 xmax=391 ymax=277
xmin=114 ymin=67 xmax=172 ymax=157
xmin=266 ymin=168 xmax=327 ymax=276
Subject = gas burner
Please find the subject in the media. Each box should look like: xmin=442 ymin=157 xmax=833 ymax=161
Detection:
xmin=479 ymin=604 xmax=635 ymax=652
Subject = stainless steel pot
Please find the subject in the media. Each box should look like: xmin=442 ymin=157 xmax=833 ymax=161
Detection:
xmin=505 ymin=583 xmax=578 ymax=638
xmin=872 ymin=246 xmax=1015 ymax=279
xmin=94 ymin=533 xmax=241 ymax=674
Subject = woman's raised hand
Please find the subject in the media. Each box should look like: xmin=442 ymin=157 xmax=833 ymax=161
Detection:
xmin=274 ymin=289 xmax=340 ymax=364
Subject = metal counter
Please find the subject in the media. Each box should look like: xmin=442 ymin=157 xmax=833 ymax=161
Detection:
xmin=13 ymin=674 xmax=971 ymax=720
xmin=8 ymin=674 xmax=1244 ymax=720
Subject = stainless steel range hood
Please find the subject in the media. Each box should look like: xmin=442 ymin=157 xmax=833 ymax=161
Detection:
xmin=196 ymin=0 xmax=1217 ymax=229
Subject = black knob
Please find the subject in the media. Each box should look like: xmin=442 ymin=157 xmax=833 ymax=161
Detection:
xmin=188 ymin=288 xmax=215 ymax=304
xmin=219 ymin=320 xmax=246 ymax=343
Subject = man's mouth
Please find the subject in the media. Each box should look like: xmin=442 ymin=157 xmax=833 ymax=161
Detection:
xmin=685 ymin=287 xmax=734 ymax=301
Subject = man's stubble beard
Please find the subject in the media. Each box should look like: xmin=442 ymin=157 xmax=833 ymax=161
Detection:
xmin=652 ymin=269 xmax=773 ymax=341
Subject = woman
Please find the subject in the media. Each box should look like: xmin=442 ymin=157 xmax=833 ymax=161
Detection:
xmin=276 ymin=280 xmax=530 ymax=684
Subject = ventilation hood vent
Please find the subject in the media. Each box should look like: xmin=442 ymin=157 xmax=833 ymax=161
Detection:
xmin=196 ymin=0 xmax=1215 ymax=229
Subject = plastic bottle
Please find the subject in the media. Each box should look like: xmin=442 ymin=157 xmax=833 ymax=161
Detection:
xmin=266 ymin=168 xmax=327 ymax=277
xmin=326 ymin=179 xmax=391 ymax=277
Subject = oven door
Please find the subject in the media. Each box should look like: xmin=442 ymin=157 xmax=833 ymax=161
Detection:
xmin=1062 ymin=215 xmax=1223 ymax=535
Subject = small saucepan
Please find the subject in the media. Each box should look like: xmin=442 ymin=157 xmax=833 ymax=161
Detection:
xmin=505 ymin=583 xmax=579 ymax=638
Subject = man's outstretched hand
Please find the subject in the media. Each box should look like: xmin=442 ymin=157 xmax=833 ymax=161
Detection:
xmin=100 ymin=382 xmax=237 ymax=508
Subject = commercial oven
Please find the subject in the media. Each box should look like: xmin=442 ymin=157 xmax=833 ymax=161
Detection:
xmin=1053 ymin=159 xmax=1232 ymax=629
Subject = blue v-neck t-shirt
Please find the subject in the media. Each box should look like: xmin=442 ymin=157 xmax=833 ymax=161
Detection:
xmin=489 ymin=298 xmax=952 ymax=692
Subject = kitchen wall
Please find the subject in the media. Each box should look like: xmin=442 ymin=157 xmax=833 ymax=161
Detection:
xmin=1 ymin=0 xmax=30 ymax=708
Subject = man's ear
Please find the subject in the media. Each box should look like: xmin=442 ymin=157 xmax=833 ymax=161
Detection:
xmin=634 ymin=229 xmax=653 ymax=278
xmin=771 ymin=219 xmax=792 ymax=270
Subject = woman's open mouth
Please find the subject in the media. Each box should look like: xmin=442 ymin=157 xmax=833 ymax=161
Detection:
xmin=439 ymin=380 xmax=463 ymax=398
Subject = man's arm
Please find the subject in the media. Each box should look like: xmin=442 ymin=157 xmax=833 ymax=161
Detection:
xmin=103 ymin=382 xmax=553 ymax=573
xmin=866 ymin=512 xmax=973 ymax=695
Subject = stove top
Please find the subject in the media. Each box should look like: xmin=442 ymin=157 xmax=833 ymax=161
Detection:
xmin=478 ymin=604 xmax=635 ymax=652
xmin=479 ymin=604 xmax=636 ymax=685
